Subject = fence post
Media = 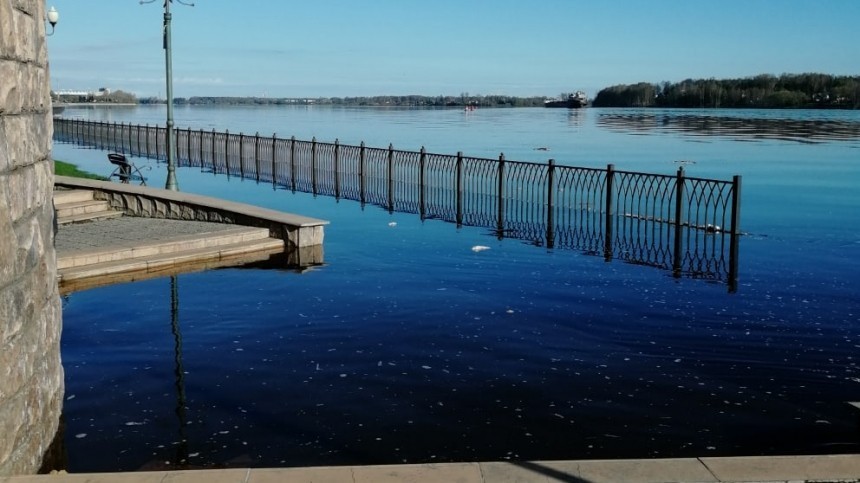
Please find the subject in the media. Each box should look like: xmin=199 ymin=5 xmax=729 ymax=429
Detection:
xmin=239 ymin=132 xmax=245 ymax=178
xmin=223 ymin=129 xmax=231 ymax=178
xmin=271 ymin=134 xmax=277 ymax=189
xmin=456 ymin=151 xmax=464 ymax=226
xmin=546 ymin=159 xmax=556 ymax=249
xmin=672 ymin=166 xmax=686 ymax=278
xmin=311 ymin=136 xmax=318 ymax=196
xmin=388 ymin=143 xmax=394 ymax=213
xmin=155 ymin=124 xmax=160 ymax=160
xmin=359 ymin=141 xmax=366 ymax=205
xmin=113 ymin=122 xmax=118 ymax=151
xmin=290 ymin=136 xmax=297 ymax=193
xmin=255 ymin=132 xmax=261 ymax=183
xmin=136 ymin=124 xmax=142 ymax=155
xmin=145 ymin=124 xmax=150 ymax=157
xmin=604 ymin=163 xmax=615 ymax=261
xmin=210 ymin=129 xmax=216 ymax=175
xmin=419 ymin=146 xmax=426 ymax=219
xmin=334 ymin=139 xmax=341 ymax=200
xmin=497 ymin=153 xmax=505 ymax=238
xmin=187 ymin=127 xmax=192 ymax=166
xmin=728 ymin=175 xmax=742 ymax=293
xmin=198 ymin=129 xmax=204 ymax=169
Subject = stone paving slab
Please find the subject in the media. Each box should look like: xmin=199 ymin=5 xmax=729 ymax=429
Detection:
xmin=3 ymin=455 xmax=859 ymax=483
xmin=699 ymin=454 xmax=860 ymax=482
xmin=481 ymin=458 xmax=719 ymax=483
xmin=55 ymin=217 xmax=246 ymax=253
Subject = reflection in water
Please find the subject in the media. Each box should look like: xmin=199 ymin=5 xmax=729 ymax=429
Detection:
xmin=566 ymin=109 xmax=586 ymax=129
xmin=597 ymin=112 xmax=860 ymax=144
xmin=58 ymin=245 xmax=324 ymax=295
xmin=170 ymin=275 xmax=189 ymax=466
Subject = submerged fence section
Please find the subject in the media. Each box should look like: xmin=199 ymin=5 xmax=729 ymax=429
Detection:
xmin=54 ymin=118 xmax=742 ymax=291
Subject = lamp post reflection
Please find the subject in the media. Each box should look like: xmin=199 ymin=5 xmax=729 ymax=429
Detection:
xmin=169 ymin=275 xmax=189 ymax=464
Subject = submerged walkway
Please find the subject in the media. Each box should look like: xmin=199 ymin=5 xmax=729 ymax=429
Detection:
xmin=4 ymin=454 xmax=859 ymax=482
xmin=53 ymin=176 xmax=327 ymax=293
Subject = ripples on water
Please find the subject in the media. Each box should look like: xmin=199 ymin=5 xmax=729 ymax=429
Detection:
xmin=54 ymin=107 xmax=860 ymax=472
xmin=597 ymin=110 xmax=860 ymax=145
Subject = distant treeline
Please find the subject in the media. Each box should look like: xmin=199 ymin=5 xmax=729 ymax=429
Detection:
xmin=151 ymin=95 xmax=548 ymax=108
xmin=54 ymin=89 xmax=138 ymax=104
xmin=592 ymin=73 xmax=860 ymax=109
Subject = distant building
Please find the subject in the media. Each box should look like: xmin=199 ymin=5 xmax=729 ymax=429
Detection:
xmin=54 ymin=88 xmax=111 ymax=102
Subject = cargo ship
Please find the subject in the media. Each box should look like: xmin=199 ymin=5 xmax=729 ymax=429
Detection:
xmin=544 ymin=90 xmax=588 ymax=108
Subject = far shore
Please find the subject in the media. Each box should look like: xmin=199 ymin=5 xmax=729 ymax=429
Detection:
xmin=54 ymin=102 xmax=137 ymax=107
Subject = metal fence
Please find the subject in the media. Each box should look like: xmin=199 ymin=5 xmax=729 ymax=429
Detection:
xmin=53 ymin=118 xmax=742 ymax=291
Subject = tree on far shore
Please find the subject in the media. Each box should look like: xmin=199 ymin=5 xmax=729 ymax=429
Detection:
xmin=592 ymin=73 xmax=860 ymax=109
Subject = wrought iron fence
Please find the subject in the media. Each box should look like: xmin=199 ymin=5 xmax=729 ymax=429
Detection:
xmin=53 ymin=118 xmax=742 ymax=291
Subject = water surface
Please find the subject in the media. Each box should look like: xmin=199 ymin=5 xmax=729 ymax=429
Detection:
xmin=54 ymin=106 xmax=860 ymax=472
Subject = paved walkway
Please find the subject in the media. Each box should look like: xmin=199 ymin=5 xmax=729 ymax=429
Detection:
xmin=55 ymin=217 xmax=243 ymax=253
xmin=2 ymin=454 xmax=859 ymax=482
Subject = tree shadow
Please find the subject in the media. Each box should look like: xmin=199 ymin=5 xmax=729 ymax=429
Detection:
xmin=510 ymin=461 xmax=593 ymax=483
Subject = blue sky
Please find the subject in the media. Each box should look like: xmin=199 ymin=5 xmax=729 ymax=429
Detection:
xmin=46 ymin=0 xmax=859 ymax=99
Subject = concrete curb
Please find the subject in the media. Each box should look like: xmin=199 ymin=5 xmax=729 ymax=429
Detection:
xmin=3 ymin=454 xmax=858 ymax=483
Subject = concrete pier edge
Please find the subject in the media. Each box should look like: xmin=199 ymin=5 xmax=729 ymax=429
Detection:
xmin=1 ymin=454 xmax=858 ymax=482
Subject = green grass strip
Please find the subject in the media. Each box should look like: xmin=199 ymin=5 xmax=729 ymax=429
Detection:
xmin=54 ymin=160 xmax=108 ymax=180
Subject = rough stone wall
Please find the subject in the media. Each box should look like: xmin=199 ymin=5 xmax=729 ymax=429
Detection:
xmin=0 ymin=0 xmax=64 ymax=476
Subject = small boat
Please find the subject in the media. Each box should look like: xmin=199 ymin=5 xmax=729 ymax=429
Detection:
xmin=544 ymin=91 xmax=588 ymax=108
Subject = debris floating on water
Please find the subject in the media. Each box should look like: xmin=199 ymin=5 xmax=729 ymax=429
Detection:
xmin=471 ymin=245 xmax=491 ymax=252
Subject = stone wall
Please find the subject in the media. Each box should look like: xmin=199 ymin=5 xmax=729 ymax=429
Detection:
xmin=0 ymin=0 xmax=64 ymax=476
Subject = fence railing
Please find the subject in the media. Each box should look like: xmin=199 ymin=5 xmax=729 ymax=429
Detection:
xmin=53 ymin=118 xmax=742 ymax=291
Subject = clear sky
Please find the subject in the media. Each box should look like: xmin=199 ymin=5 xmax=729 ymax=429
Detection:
xmin=46 ymin=0 xmax=859 ymax=99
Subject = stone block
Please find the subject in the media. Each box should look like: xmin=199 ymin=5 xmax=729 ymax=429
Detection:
xmin=0 ymin=118 xmax=9 ymax=172
xmin=0 ymin=2 xmax=15 ymax=57
xmin=6 ymin=158 xmax=51 ymax=222
xmin=20 ymin=64 xmax=48 ymax=112
xmin=249 ymin=467 xmax=353 ymax=483
xmin=351 ymin=463 xmax=483 ymax=483
xmin=0 ymin=276 xmax=33 ymax=348
xmin=0 ymin=61 xmax=22 ymax=115
xmin=0 ymin=389 xmax=28 ymax=473
xmin=3 ymin=114 xmax=49 ymax=171
xmin=700 ymin=454 xmax=860 ymax=482
xmin=0 ymin=184 xmax=18 ymax=285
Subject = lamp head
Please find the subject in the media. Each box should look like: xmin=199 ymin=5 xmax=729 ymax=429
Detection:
xmin=47 ymin=6 xmax=59 ymax=27
xmin=46 ymin=6 xmax=59 ymax=36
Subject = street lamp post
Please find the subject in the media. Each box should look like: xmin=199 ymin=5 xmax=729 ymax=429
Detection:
xmin=142 ymin=0 xmax=193 ymax=191
xmin=163 ymin=0 xmax=178 ymax=190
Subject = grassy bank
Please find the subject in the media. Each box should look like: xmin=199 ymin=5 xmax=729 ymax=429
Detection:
xmin=54 ymin=159 xmax=107 ymax=180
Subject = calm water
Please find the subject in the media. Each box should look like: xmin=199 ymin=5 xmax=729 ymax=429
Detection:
xmin=54 ymin=106 xmax=860 ymax=472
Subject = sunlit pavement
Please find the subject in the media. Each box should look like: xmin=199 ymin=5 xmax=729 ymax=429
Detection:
xmin=4 ymin=454 xmax=860 ymax=482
